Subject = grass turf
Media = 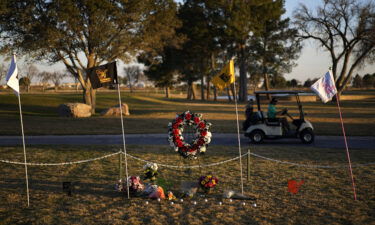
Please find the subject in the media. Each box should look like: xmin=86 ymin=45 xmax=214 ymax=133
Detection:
xmin=0 ymin=145 xmax=374 ymax=224
xmin=0 ymin=91 xmax=375 ymax=136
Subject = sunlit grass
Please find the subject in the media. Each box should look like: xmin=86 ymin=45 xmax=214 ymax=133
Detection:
xmin=0 ymin=91 xmax=374 ymax=135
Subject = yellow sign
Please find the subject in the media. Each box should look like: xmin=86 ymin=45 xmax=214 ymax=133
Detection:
xmin=96 ymin=69 xmax=111 ymax=83
xmin=212 ymin=59 xmax=235 ymax=90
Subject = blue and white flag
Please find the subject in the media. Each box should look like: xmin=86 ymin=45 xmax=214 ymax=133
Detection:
xmin=6 ymin=55 xmax=19 ymax=95
xmin=311 ymin=70 xmax=337 ymax=103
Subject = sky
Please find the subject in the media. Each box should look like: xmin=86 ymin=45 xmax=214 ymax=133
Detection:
xmin=283 ymin=0 xmax=375 ymax=81
xmin=1 ymin=0 xmax=374 ymax=84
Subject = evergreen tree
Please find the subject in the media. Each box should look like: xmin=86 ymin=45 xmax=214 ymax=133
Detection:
xmin=250 ymin=16 xmax=301 ymax=93
xmin=210 ymin=0 xmax=285 ymax=101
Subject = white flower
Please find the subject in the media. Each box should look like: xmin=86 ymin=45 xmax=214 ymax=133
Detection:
xmin=144 ymin=162 xmax=158 ymax=171
xmin=200 ymin=146 xmax=206 ymax=152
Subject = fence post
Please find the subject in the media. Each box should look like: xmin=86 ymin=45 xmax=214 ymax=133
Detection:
xmin=247 ymin=149 xmax=250 ymax=181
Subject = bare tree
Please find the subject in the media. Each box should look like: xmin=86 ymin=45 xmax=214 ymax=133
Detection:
xmin=50 ymin=72 xmax=64 ymax=92
xmin=124 ymin=65 xmax=142 ymax=93
xmin=38 ymin=71 xmax=52 ymax=92
xmin=294 ymin=0 xmax=375 ymax=95
xmin=24 ymin=64 xmax=39 ymax=92
xmin=0 ymin=63 xmax=7 ymax=85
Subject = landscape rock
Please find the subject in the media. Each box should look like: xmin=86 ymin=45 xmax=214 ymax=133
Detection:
xmin=101 ymin=103 xmax=130 ymax=116
xmin=58 ymin=103 xmax=92 ymax=118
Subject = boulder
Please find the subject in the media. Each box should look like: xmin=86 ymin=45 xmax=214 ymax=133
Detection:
xmin=101 ymin=103 xmax=130 ymax=116
xmin=58 ymin=103 xmax=92 ymax=118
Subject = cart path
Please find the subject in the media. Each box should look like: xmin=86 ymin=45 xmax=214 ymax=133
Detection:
xmin=0 ymin=134 xmax=374 ymax=149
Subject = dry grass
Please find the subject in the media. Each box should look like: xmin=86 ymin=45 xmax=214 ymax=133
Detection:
xmin=0 ymin=145 xmax=374 ymax=224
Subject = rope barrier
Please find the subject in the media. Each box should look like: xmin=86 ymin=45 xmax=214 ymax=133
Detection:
xmin=124 ymin=152 xmax=248 ymax=168
xmin=249 ymin=153 xmax=375 ymax=168
xmin=0 ymin=151 xmax=374 ymax=169
xmin=0 ymin=151 xmax=121 ymax=166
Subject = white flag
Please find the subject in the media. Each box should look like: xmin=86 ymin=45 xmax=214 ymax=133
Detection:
xmin=6 ymin=55 xmax=19 ymax=95
xmin=311 ymin=70 xmax=337 ymax=103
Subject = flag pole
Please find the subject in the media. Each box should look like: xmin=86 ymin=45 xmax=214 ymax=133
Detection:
xmin=17 ymin=81 xmax=30 ymax=207
xmin=115 ymin=62 xmax=130 ymax=199
xmin=335 ymin=94 xmax=357 ymax=200
xmin=232 ymin=77 xmax=244 ymax=195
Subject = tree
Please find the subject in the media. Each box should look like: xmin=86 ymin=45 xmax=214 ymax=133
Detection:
xmin=290 ymin=79 xmax=299 ymax=88
xmin=270 ymin=74 xmax=287 ymax=88
xmin=38 ymin=71 xmax=52 ymax=92
xmin=210 ymin=0 xmax=285 ymax=101
xmin=0 ymin=0 xmax=181 ymax=113
xmin=303 ymin=78 xmax=318 ymax=87
xmin=294 ymin=0 xmax=375 ymax=96
xmin=19 ymin=77 xmax=30 ymax=90
xmin=49 ymin=72 xmax=64 ymax=91
xmin=124 ymin=65 xmax=142 ymax=93
xmin=250 ymin=16 xmax=301 ymax=94
xmin=352 ymin=74 xmax=363 ymax=88
xmin=22 ymin=64 xmax=38 ymax=92
xmin=176 ymin=0 xmax=220 ymax=101
xmin=362 ymin=73 xmax=375 ymax=87
xmin=0 ymin=62 xmax=6 ymax=85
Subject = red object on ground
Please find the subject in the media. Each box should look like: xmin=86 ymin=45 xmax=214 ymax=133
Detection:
xmin=288 ymin=180 xmax=304 ymax=194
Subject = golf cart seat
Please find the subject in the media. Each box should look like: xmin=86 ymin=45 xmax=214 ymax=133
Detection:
xmin=256 ymin=111 xmax=280 ymax=126
xmin=265 ymin=119 xmax=281 ymax=126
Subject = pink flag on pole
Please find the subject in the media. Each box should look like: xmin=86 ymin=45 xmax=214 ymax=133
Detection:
xmin=311 ymin=71 xmax=337 ymax=103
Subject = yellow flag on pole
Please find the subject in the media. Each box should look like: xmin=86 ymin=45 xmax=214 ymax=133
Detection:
xmin=212 ymin=59 xmax=235 ymax=90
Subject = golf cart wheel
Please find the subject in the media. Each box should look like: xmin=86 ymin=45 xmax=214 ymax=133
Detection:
xmin=250 ymin=130 xmax=264 ymax=144
xmin=300 ymin=129 xmax=314 ymax=144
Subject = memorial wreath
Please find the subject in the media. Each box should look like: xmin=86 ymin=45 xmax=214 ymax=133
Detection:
xmin=168 ymin=111 xmax=212 ymax=159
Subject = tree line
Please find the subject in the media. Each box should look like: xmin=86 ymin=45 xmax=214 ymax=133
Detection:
xmin=0 ymin=0 xmax=374 ymax=113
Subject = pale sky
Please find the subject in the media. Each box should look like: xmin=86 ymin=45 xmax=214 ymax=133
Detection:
xmin=1 ymin=0 xmax=374 ymax=84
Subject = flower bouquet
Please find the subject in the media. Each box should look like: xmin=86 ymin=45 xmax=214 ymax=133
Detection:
xmin=198 ymin=175 xmax=219 ymax=194
xmin=115 ymin=176 xmax=144 ymax=195
xmin=127 ymin=176 xmax=144 ymax=195
xmin=115 ymin=179 xmax=126 ymax=192
xmin=143 ymin=163 xmax=158 ymax=181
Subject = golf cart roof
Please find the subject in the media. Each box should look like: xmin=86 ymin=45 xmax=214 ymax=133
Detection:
xmin=254 ymin=90 xmax=315 ymax=96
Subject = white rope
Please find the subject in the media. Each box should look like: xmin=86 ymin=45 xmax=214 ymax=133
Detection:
xmin=249 ymin=152 xmax=375 ymax=168
xmin=124 ymin=152 xmax=249 ymax=169
xmin=0 ymin=151 xmax=121 ymax=166
xmin=1 ymin=150 xmax=373 ymax=169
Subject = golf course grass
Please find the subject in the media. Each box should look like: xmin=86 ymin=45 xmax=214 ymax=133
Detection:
xmin=0 ymin=90 xmax=374 ymax=136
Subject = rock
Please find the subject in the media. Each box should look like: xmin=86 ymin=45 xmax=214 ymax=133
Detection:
xmin=58 ymin=103 xmax=92 ymax=118
xmin=101 ymin=103 xmax=130 ymax=116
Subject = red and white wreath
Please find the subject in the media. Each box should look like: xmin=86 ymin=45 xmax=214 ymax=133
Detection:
xmin=168 ymin=111 xmax=212 ymax=159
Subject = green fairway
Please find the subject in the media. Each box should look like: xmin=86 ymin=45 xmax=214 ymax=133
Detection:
xmin=0 ymin=90 xmax=375 ymax=136
xmin=0 ymin=145 xmax=373 ymax=224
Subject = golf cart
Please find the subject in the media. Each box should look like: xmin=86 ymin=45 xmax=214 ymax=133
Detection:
xmin=244 ymin=90 xmax=315 ymax=144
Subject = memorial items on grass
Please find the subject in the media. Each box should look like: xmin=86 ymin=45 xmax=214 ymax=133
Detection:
xmin=143 ymin=163 xmax=158 ymax=181
xmin=198 ymin=175 xmax=219 ymax=194
xmin=168 ymin=111 xmax=212 ymax=159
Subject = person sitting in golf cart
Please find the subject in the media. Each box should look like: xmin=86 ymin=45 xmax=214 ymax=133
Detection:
xmin=267 ymin=97 xmax=289 ymax=132
xmin=242 ymin=99 xmax=254 ymax=130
